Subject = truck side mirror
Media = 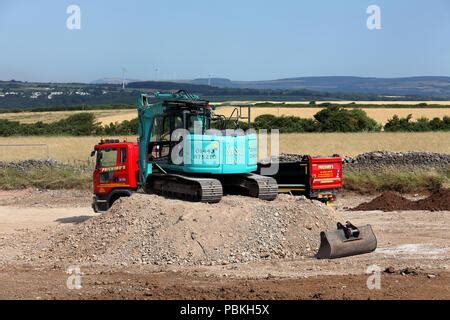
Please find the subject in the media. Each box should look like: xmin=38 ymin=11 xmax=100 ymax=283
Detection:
xmin=90 ymin=150 xmax=96 ymax=157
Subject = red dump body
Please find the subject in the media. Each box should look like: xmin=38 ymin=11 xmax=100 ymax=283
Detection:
xmin=256 ymin=155 xmax=343 ymax=202
xmin=309 ymin=156 xmax=343 ymax=191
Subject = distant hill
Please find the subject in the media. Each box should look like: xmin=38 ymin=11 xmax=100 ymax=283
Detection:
xmin=184 ymin=76 xmax=450 ymax=98
xmin=1 ymin=76 xmax=450 ymax=111
xmin=125 ymin=81 xmax=395 ymax=101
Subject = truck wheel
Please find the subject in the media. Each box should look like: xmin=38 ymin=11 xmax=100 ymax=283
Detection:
xmin=93 ymin=201 xmax=109 ymax=213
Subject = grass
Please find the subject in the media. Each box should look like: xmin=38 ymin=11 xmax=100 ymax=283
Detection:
xmin=0 ymin=132 xmax=449 ymax=163
xmin=0 ymin=136 xmax=135 ymax=163
xmin=344 ymin=168 xmax=450 ymax=194
xmin=275 ymin=132 xmax=450 ymax=156
xmin=0 ymin=166 xmax=91 ymax=190
xmin=0 ymin=102 xmax=448 ymax=193
xmin=0 ymin=163 xmax=447 ymax=194
xmin=0 ymin=134 xmax=448 ymax=193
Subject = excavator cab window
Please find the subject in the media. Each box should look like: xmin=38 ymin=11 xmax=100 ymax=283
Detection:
xmin=149 ymin=116 xmax=170 ymax=160
xmin=174 ymin=115 xmax=183 ymax=130
xmin=148 ymin=108 xmax=211 ymax=162
xmin=186 ymin=114 xmax=210 ymax=134
xmin=150 ymin=117 xmax=163 ymax=142
xmin=161 ymin=117 xmax=171 ymax=141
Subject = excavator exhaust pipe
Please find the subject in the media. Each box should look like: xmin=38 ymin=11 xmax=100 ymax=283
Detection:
xmin=316 ymin=221 xmax=377 ymax=259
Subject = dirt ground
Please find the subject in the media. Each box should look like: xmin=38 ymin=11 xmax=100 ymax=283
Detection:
xmin=0 ymin=189 xmax=449 ymax=300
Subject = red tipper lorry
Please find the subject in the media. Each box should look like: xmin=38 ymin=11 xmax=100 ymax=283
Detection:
xmin=91 ymin=140 xmax=343 ymax=211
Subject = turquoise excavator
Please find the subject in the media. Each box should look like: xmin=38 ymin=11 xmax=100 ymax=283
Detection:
xmin=136 ymin=90 xmax=278 ymax=203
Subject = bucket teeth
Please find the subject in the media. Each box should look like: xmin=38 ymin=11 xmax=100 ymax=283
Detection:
xmin=316 ymin=223 xmax=377 ymax=259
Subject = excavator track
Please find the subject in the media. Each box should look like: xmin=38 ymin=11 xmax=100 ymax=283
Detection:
xmin=146 ymin=174 xmax=223 ymax=203
xmin=222 ymin=173 xmax=278 ymax=201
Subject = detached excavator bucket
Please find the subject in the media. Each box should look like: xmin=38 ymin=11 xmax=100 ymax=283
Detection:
xmin=316 ymin=221 xmax=377 ymax=259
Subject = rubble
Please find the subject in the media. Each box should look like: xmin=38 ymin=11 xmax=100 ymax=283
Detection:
xmin=343 ymin=151 xmax=450 ymax=171
xmin=0 ymin=159 xmax=88 ymax=173
xmin=0 ymin=159 xmax=60 ymax=171
xmin=25 ymin=194 xmax=343 ymax=267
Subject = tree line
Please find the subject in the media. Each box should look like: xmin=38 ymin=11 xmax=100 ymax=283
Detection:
xmin=0 ymin=107 xmax=448 ymax=136
xmin=384 ymin=114 xmax=450 ymax=132
xmin=0 ymin=113 xmax=137 ymax=136
xmin=253 ymin=107 xmax=381 ymax=132
xmin=252 ymin=108 xmax=450 ymax=133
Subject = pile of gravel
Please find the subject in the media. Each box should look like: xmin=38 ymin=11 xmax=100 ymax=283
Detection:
xmin=25 ymin=194 xmax=342 ymax=267
xmin=344 ymin=151 xmax=450 ymax=171
xmin=260 ymin=153 xmax=337 ymax=163
xmin=264 ymin=154 xmax=307 ymax=162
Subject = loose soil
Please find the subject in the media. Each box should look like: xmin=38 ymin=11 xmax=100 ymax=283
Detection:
xmin=0 ymin=190 xmax=449 ymax=300
xmin=351 ymin=189 xmax=450 ymax=211
xmin=0 ymin=266 xmax=448 ymax=300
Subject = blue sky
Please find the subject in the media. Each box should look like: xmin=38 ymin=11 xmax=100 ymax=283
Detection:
xmin=0 ymin=0 xmax=449 ymax=82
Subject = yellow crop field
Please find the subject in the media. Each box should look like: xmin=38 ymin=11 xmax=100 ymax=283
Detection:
xmin=0 ymin=136 xmax=134 ymax=163
xmin=0 ymin=109 xmax=137 ymax=125
xmin=0 ymin=132 xmax=448 ymax=163
xmin=215 ymin=106 xmax=450 ymax=124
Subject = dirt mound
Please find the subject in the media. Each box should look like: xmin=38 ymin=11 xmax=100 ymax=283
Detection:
xmin=26 ymin=194 xmax=342 ymax=267
xmin=415 ymin=189 xmax=450 ymax=211
xmin=352 ymin=189 xmax=450 ymax=211
xmin=351 ymin=192 xmax=416 ymax=211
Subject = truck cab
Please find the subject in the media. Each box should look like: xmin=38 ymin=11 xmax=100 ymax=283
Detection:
xmin=91 ymin=139 xmax=139 ymax=212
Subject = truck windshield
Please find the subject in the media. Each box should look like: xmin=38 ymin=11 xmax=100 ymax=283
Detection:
xmin=96 ymin=148 xmax=117 ymax=168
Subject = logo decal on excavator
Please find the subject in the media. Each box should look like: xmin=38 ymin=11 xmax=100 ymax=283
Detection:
xmin=211 ymin=142 xmax=219 ymax=150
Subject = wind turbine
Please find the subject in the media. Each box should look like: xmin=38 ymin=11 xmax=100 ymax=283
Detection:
xmin=121 ymin=67 xmax=127 ymax=89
